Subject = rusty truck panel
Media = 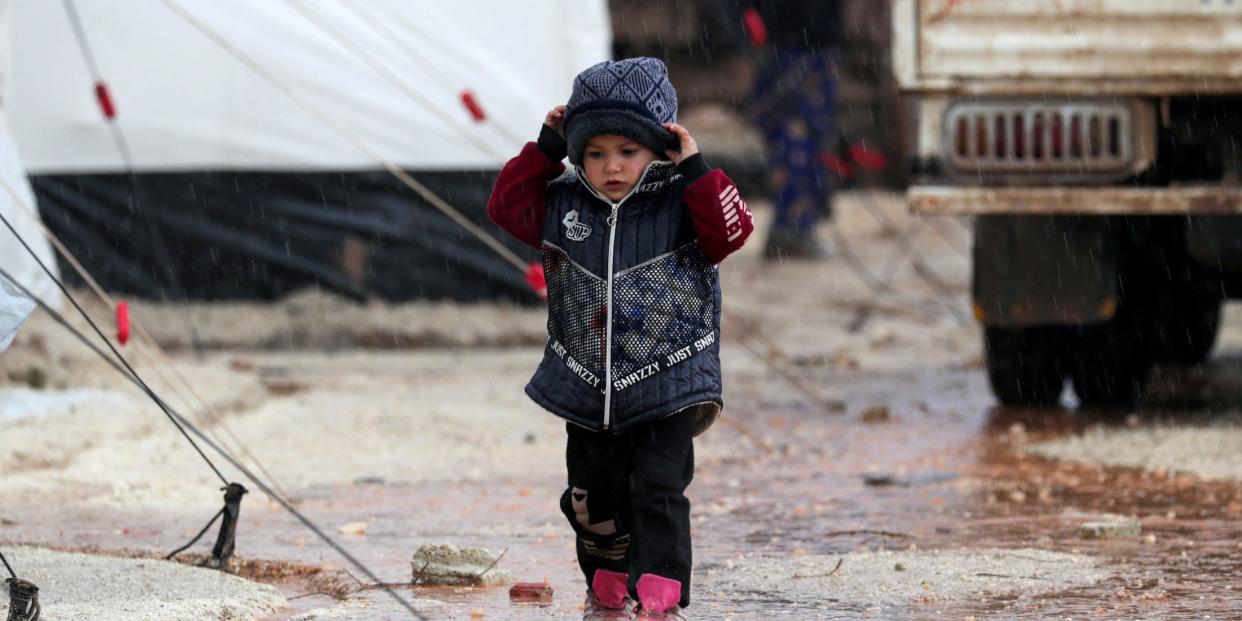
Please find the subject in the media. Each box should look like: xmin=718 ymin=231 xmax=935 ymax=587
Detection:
xmin=894 ymin=0 xmax=1242 ymax=95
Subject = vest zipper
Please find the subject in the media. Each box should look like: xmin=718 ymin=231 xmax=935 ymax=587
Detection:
xmin=602 ymin=201 xmax=620 ymax=429
xmin=577 ymin=160 xmax=666 ymax=431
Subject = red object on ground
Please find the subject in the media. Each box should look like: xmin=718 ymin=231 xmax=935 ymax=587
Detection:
xmin=524 ymin=261 xmax=547 ymax=301
xmin=460 ymin=90 xmax=486 ymax=122
xmin=116 ymin=300 xmax=130 ymax=345
xmin=848 ymin=143 xmax=889 ymax=172
xmin=94 ymin=82 xmax=116 ymax=120
xmin=741 ymin=7 xmax=768 ymax=48
xmin=508 ymin=581 xmax=554 ymax=603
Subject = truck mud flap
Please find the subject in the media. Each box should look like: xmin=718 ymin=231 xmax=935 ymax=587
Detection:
xmin=1187 ymin=215 xmax=1242 ymax=271
xmin=973 ymin=215 xmax=1118 ymax=327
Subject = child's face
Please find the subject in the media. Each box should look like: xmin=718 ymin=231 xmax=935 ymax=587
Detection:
xmin=582 ymin=135 xmax=660 ymax=202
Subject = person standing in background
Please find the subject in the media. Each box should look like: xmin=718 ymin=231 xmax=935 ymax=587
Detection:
xmin=742 ymin=0 xmax=841 ymax=260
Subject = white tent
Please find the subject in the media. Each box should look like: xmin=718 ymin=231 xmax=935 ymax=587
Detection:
xmin=9 ymin=0 xmax=611 ymax=172
xmin=0 ymin=0 xmax=60 ymax=351
xmin=1 ymin=0 xmax=612 ymax=302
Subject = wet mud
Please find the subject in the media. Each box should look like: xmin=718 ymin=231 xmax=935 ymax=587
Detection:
xmin=10 ymin=359 xmax=1238 ymax=619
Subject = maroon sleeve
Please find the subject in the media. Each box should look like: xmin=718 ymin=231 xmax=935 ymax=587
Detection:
xmin=682 ymin=167 xmax=755 ymax=264
xmin=487 ymin=141 xmax=566 ymax=249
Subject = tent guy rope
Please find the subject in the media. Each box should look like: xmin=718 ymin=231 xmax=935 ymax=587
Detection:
xmin=0 ymin=259 xmax=429 ymax=620
xmin=1 ymin=175 xmax=294 ymax=500
xmin=284 ymin=0 xmax=520 ymax=162
xmin=158 ymin=0 xmax=529 ymax=275
xmin=0 ymin=208 xmax=231 ymax=486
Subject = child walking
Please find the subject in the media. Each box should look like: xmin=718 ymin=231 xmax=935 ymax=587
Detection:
xmin=487 ymin=57 xmax=753 ymax=620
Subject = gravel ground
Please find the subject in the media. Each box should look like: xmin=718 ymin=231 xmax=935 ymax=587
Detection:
xmin=702 ymin=547 xmax=1108 ymax=614
xmin=0 ymin=387 xmax=123 ymax=422
xmin=0 ymin=348 xmax=569 ymax=511
xmin=291 ymin=599 xmax=448 ymax=620
xmin=0 ymin=194 xmax=975 ymax=510
xmin=124 ymin=291 xmax=547 ymax=351
xmin=1027 ymin=418 xmax=1242 ymax=482
xmin=1025 ymin=304 xmax=1242 ymax=483
xmin=0 ymin=546 xmax=284 ymax=621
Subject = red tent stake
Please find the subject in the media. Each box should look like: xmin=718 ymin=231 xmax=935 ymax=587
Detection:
xmin=116 ymin=300 xmax=130 ymax=345
xmin=460 ymin=90 xmax=486 ymax=122
xmin=95 ymin=82 xmax=116 ymax=120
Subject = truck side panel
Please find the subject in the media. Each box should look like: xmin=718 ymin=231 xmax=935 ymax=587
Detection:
xmin=897 ymin=0 xmax=1242 ymax=92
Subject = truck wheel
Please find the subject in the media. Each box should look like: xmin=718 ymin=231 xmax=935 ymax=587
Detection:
xmin=1068 ymin=319 xmax=1152 ymax=409
xmin=984 ymin=327 xmax=1064 ymax=407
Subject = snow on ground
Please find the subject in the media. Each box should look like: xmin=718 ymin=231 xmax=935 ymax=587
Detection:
xmin=0 ymin=546 xmax=285 ymax=621
xmin=0 ymin=349 xmax=569 ymax=509
xmin=1027 ymin=418 xmax=1242 ymax=482
xmin=292 ymin=600 xmax=450 ymax=621
xmin=0 ymin=387 xmax=126 ymax=422
xmin=1026 ymin=303 xmax=1242 ymax=483
xmin=703 ymin=547 xmax=1107 ymax=613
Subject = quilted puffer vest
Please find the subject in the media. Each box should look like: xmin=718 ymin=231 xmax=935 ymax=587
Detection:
xmin=525 ymin=160 xmax=723 ymax=433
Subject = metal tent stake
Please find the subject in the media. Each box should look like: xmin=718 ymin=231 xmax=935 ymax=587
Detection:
xmin=5 ymin=578 xmax=40 ymax=621
xmin=208 ymin=482 xmax=248 ymax=568
xmin=165 ymin=482 xmax=249 ymax=568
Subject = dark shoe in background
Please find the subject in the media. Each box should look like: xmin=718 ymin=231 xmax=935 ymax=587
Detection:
xmin=763 ymin=227 xmax=829 ymax=261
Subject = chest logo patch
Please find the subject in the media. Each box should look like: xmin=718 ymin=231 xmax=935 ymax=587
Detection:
xmin=562 ymin=210 xmax=592 ymax=242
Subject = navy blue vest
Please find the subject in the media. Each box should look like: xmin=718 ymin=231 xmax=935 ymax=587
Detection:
xmin=525 ymin=161 xmax=723 ymax=433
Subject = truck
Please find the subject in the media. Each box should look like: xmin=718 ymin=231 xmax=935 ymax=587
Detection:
xmin=892 ymin=0 xmax=1242 ymax=407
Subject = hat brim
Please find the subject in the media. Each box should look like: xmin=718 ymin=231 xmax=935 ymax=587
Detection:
xmin=565 ymin=108 xmax=678 ymax=166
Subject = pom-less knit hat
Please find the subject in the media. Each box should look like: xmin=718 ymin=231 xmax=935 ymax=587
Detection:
xmin=563 ymin=57 xmax=679 ymax=166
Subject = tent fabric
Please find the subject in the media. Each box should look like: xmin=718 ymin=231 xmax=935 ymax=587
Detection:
xmin=1 ymin=0 xmax=609 ymax=302
xmin=0 ymin=0 xmax=61 ymax=321
xmin=0 ymin=116 xmax=60 ymax=307
xmin=0 ymin=270 xmax=35 ymax=352
xmin=0 ymin=117 xmax=58 ymax=347
xmin=8 ymin=0 xmax=611 ymax=173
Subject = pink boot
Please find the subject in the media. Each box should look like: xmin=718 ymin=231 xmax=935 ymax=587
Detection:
xmin=584 ymin=569 xmax=632 ymax=620
xmin=634 ymin=574 xmax=686 ymax=620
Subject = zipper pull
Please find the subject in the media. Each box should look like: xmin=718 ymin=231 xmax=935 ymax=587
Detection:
xmin=607 ymin=204 xmax=619 ymax=227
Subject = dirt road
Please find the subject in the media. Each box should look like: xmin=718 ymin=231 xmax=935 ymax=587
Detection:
xmin=2 ymin=194 xmax=1240 ymax=619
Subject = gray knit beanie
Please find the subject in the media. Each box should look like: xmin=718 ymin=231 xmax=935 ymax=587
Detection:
xmin=563 ymin=57 xmax=679 ymax=166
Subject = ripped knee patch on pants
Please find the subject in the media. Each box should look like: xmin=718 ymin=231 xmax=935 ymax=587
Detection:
xmin=570 ymin=487 xmax=618 ymax=536
xmin=570 ymin=487 xmax=629 ymax=561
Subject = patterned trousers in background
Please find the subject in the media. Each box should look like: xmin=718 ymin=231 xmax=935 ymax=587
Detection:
xmin=751 ymin=49 xmax=837 ymax=232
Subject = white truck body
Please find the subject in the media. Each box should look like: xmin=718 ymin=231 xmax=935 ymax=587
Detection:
xmin=894 ymin=0 xmax=1242 ymax=214
xmin=894 ymin=0 xmax=1242 ymax=95
xmin=892 ymin=1 xmax=1242 ymax=407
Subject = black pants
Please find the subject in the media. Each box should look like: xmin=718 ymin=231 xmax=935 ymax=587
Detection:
xmin=560 ymin=410 xmax=696 ymax=608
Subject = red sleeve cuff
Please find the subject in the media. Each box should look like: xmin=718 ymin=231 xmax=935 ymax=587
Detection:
xmin=683 ymin=170 xmax=754 ymax=263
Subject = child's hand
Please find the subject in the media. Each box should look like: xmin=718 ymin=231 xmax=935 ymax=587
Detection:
xmin=663 ymin=123 xmax=699 ymax=165
xmin=544 ymin=105 xmax=567 ymax=136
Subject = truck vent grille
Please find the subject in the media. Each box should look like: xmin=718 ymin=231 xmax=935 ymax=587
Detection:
xmin=944 ymin=102 xmax=1134 ymax=179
